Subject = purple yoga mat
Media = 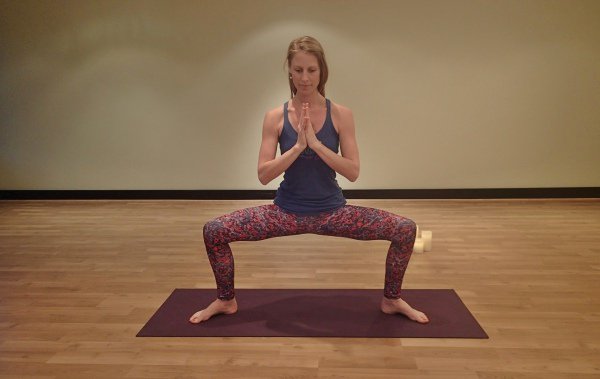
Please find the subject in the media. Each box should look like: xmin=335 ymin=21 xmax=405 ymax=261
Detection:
xmin=137 ymin=289 xmax=488 ymax=338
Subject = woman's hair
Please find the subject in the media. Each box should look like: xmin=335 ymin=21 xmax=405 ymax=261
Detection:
xmin=285 ymin=36 xmax=329 ymax=98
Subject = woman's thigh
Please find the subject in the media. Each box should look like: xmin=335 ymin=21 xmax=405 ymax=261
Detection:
xmin=311 ymin=205 xmax=415 ymax=241
xmin=204 ymin=204 xmax=301 ymax=243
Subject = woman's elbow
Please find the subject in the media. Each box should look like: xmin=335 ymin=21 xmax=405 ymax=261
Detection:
xmin=258 ymin=174 xmax=268 ymax=185
xmin=352 ymin=164 xmax=360 ymax=182
xmin=346 ymin=167 xmax=360 ymax=182
xmin=257 ymin=170 xmax=271 ymax=185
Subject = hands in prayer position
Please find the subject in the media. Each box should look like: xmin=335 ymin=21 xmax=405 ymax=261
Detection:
xmin=295 ymin=102 xmax=321 ymax=152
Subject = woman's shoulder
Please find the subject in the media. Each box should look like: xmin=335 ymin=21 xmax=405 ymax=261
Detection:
xmin=329 ymin=100 xmax=354 ymax=124
xmin=264 ymin=102 xmax=285 ymax=123
xmin=263 ymin=102 xmax=286 ymax=133
xmin=265 ymin=102 xmax=285 ymax=117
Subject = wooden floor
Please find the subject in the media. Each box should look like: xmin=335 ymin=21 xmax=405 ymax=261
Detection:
xmin=1 ymin=199 xmax=599 ymax=378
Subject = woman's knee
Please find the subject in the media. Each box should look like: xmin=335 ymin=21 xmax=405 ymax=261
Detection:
xmin=203 ymin=219 xmax=221 ymax=245
xmin=394 ymin=217 xmax=417 ymax=241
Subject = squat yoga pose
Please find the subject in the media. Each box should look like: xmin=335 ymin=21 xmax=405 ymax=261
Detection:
xmin=189 ymin=36 xmax=429 ymax=324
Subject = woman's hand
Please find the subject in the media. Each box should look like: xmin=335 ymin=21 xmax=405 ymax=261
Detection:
xmin=295 ymin=103 xmax=308 ymax=150
xmin=304 ymin=103 xmax=321 ymax=149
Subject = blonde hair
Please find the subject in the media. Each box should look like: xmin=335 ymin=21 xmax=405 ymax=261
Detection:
xmin=285 ymin=36 xmax=329 ymax=98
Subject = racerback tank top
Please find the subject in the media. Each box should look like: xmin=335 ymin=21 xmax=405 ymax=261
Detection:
xmin=273 ymin=99 xmax=347 ymax=214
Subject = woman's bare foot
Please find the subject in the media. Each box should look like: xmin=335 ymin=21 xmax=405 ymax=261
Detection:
xmin=381 ymin=297 xmax=429 ymax=324
xmin=189 ymin=298 xmax=238 ymax=324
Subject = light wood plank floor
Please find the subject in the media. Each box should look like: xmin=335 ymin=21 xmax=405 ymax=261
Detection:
xmin=1 ymin=199 xmax=599 ymax=378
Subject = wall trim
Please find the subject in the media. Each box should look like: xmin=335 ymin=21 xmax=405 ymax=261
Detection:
xmin=1 ymin=188 xmax=599 ymax=200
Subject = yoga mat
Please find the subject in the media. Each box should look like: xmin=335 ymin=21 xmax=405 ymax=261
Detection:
xmin=137 ymin=289 xmax=488 ymax=338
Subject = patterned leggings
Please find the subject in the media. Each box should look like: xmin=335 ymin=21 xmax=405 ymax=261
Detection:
xmin=203 ymin=204 xmax=417 ymax=300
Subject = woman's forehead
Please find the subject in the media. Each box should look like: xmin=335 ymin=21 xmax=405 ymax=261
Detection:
xmin=290 ymin=51 xmax=319 ymax=67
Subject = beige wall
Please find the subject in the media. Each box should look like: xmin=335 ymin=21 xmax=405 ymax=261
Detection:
xmin=1 ymin=0 xmax=599 ymax=190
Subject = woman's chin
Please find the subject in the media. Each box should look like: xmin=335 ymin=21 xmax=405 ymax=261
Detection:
xmin=297 ymin=87 xmax=314 ymax=96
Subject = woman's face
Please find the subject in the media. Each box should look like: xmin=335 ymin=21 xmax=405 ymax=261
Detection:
xmin=289 ymin=51 xmax=320 ymax=96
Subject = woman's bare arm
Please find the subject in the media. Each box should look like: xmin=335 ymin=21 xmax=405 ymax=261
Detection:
xmin=305 ymin=104 xmax=360 ymax=182
xmin=257 ymin=108 xmax=307 ymax=185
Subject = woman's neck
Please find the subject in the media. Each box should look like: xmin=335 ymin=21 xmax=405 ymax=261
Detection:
xmin=292 ymin=93 xmax=325 ymax=108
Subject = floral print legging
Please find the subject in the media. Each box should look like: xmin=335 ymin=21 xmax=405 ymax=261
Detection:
xmin=203 ymin=204 xmax=417 ymax=300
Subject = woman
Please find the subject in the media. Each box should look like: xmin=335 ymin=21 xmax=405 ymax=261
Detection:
xmin=189 ymin=36 xmax=429 ymax=324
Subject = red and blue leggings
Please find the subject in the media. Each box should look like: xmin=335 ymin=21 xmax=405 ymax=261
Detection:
xmin=203 ymin=204 xmax=417 ymax=300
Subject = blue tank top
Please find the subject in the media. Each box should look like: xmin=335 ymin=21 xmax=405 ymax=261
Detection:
xmin=273 ymin=99 xmax=347 ymax=214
